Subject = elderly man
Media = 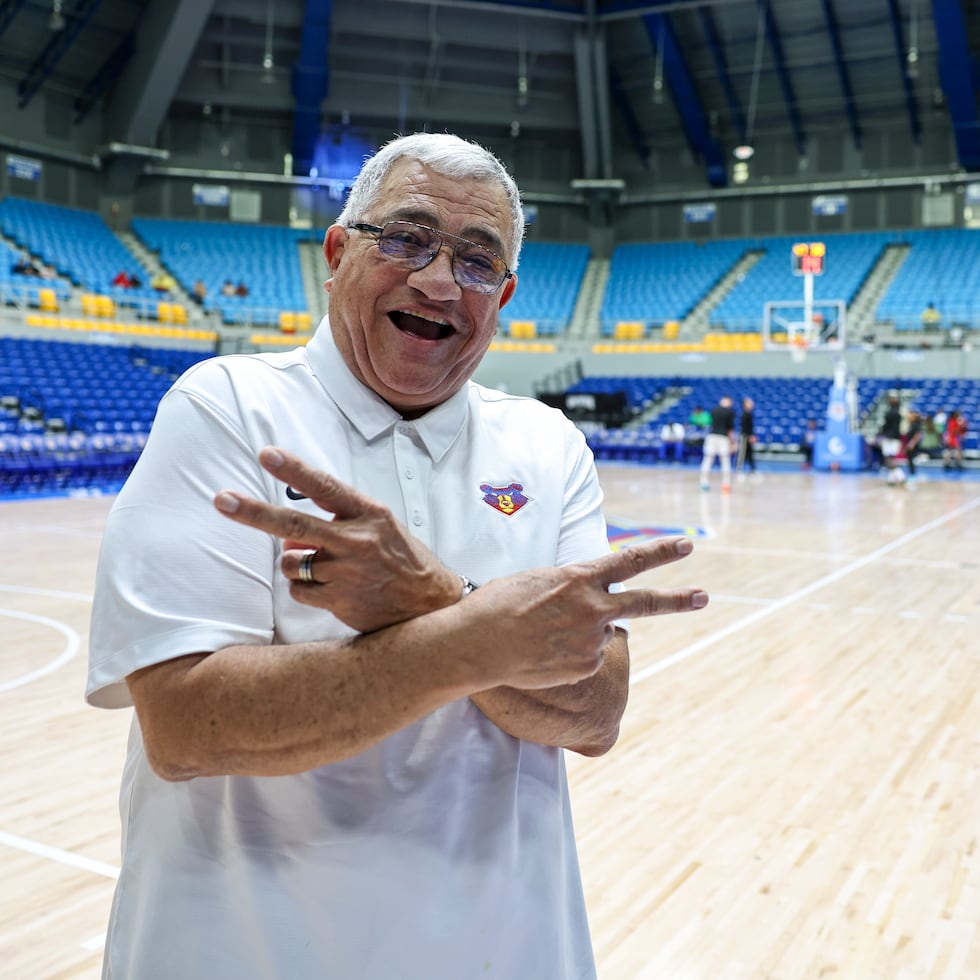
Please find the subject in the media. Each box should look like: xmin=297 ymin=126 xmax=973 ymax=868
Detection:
xmin=87 ymin=132 xmax=707 ymax=980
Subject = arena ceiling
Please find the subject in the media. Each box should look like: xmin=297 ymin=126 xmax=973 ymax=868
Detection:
xmin=1 ymin=0 xmax=978 ymax=188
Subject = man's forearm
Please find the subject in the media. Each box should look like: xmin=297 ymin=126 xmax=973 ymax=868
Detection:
xmin=469 ymin=631 xmax=630 ymax=756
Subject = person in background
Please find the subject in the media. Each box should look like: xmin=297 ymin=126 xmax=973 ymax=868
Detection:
xmin=943 ymin=410 xmax=968 ymax=471
xmin=700 ymin=395 xmax=736 ymax=492
xmin=192 ymin=278 xmax=208 ymax=304
xmin=878 ymin=394 xmax=903 ymax=475
xmin=736 ymin=396 xmax=757 ymax=479
xmin=919 ymin=415 xmax=943 ymax=459
xmin=221 ymin=279 xmax=236 ymax=297
xmin=801 ymin=418 xmax=818 ymax=469
xmin=85 ymin=131 xmax=708 ymax=980
xmin=902 ymin=409 xmax=923 ymax=486
xmin=920 ymin=301 xmax=941 ymax=332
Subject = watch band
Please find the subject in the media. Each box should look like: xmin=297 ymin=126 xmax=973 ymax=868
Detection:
xmin=459 ymin=575 xmax=479 ymax=600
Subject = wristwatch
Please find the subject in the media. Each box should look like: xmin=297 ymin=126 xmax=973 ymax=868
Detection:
xmin=459 ymin=575 xmax=479 ymax=599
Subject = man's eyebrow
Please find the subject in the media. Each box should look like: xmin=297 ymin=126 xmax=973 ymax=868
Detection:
xmin=385 ymin=208 xmax=507 ymax=257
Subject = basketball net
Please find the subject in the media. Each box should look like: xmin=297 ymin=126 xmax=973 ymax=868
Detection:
xmin=790 ymin=333 xmax=809 ymax=364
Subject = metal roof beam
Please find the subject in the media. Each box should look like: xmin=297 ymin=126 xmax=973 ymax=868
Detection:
xmin=642 ymin=12 xmax=727 ymax=187
xmin=291 ymin=0 xmax=333 ymax=177
xmin=0 ymin=0 xmax=29 ymax=44
xmin=820 ymin=0 xmax=862 ymax=150
xmin=930 ymin=0 xmax=980 ymax=170
xmin=609 ymin=65 xmax=651 ymax=170
xmin=760 ymin=1 xmax=806 ymax=159
xmin=698 ymin=5 xmax=745 ymax=144
xmin=885 ymin=0 xmax=921 ymax=144
xmin=17 ymin=0 xmax=104 ymax=109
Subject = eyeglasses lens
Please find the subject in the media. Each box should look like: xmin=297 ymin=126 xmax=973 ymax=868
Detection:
xmin=377 ymin=221 xmax=505 ymax=294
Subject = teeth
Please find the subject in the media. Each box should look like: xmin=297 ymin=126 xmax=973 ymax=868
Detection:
xmin=394 ymin=309 xmax=452 ymax=328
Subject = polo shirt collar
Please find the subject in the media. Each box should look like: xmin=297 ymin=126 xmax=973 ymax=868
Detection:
xmin=305 ymin=319 xmax=470 ymax=462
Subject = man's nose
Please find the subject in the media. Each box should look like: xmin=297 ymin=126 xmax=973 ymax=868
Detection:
xmin=407 ymin=244 xmax=462 ymax=299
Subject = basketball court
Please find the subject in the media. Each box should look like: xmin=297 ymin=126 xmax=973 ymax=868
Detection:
xmin=2 ymin=462 xmax=978 ymax=978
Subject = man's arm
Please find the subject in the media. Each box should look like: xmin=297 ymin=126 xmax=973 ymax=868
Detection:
xmin=468 ymin=629 xmax=630 ymax=757
xmin=128 ymin=543 xmax=704 ymax=780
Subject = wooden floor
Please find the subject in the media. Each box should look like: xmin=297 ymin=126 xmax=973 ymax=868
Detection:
xmin=2 ymin=465 xmax=979 ymax=979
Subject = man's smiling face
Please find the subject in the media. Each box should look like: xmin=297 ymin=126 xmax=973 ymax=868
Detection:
xmin=323 ymin=157 xmax=517 ymax=418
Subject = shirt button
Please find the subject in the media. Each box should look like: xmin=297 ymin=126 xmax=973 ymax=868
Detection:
xmin=404 ymin=466 xmax=414 ymax=479
xmin=396 ymin=422 xmax=411 ymax=435
xmin=412 ymin=512 xmax=423 ymax=526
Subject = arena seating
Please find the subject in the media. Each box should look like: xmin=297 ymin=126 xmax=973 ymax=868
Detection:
xmin=876 ymin=229 xmax=980 ymax=332
xmin=0 ymin=197 xmax=158 ymax=313
xmin=497 ymin=242 xmax=590 ymax=336
xmin=132 ymin=218 xmax=312 ymax=326
xmin=600 ymin=240 xmax=747 ymax=336
xmin=709 ymin=232 xmax=890 ymax=333
xmin=0 ymin=337 xmax=212 ymax=495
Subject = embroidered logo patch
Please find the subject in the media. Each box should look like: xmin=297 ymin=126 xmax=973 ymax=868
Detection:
xmin=480 ymin=482 xmax=529 ymax=516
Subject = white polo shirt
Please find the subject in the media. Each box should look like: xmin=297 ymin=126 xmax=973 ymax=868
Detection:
xmin=88 ymin=321 xmax=613 ymax=980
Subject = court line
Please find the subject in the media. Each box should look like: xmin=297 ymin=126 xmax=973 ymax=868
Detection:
xmin=0 ymin=584 xmax=93 ymax=602
xmin=0 ymin=830 xmax=118 ymax=879
xmin=0 ymin=611 xmax=80 ymax=693
xmin=631 ymin=496 xmax=980 ymax=685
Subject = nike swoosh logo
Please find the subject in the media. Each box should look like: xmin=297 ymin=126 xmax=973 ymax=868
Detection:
xmin=286 ymin=487 xmax=307 ymax=500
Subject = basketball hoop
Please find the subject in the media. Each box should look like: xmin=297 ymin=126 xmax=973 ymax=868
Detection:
xmin=790 ymin=335 xmax=809 ymax=364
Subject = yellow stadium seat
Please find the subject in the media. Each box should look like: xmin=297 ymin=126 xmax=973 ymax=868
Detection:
xmin=279 ymin=311 xmax=297 ymax=333
xmin=662 ymin=320 xmax=680 ymax=340
xmin=38 ymin=287 xmax=58 ymax=312
xmin=509 ymin=320 xmax=537 ymax=339
xmin=295 ymin=312 xmax=312 ymax=331
xmin=613 ymin=321 xmax=644 ymax=340
xmin=157 ymin=302 xmax=174 ymax=322
xmin=81 ymin=293 xmax=98 ymax=315
xmin=95 ymin=294 xmax=115 ymax=317
xmin=172 ymin=304 xmax=188 ymax=325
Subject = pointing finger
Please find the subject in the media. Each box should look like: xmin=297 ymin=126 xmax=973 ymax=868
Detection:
xmin=258 ymin=446 xmax=382 ymax=520
xmin=591 ymin=536 xmax=696 ymax=587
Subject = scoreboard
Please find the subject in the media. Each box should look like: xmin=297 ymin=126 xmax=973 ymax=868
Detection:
xmin=791 ymin=241 xmax=826 ymax=276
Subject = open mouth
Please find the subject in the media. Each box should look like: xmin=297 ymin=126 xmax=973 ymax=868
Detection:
xmin=389 ymin=310 xmax=455 ymax=341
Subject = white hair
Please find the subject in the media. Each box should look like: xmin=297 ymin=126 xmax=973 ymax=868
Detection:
xmin=337 ymin=133 xmax=525 ymax=270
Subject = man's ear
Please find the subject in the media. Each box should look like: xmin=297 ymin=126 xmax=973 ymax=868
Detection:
xmin=324 ymin=225 xmax=348 ymax=278
xmin=497 ymin=272 xmax=518 ymax=311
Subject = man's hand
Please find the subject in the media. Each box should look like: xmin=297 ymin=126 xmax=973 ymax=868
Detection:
xmin=461 ymin=536 xmax=707 ymax=691
xmin=215 ymin=447 xmax=461 ymax=633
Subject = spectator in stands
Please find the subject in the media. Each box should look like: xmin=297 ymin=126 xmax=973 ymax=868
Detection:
xmin=151 ymin=271 xmax=177 ymax=294
xmin=943 ymin=410 xmax=968 ymax=471
xmin=801 ymin=418 xmax=818 ymax=469
xmin=12 ymin=257 xmax=39 ymax=277
xmin=920 ymin=301 xmax=941 ymax=332
xmin=221 ymin=279 xmax=236 ymax=297
xmin=84 ymin=131 xmax=710 ymax=980
xmin=689 ymin=405 xmax=711 ymax=430
xmin=113 ymin=270 xmax=134 ymax=288
xmin=192 ymin=278 xmax=208 ymax=304
xmin=235 ymin=280 xmax=250 ymax=297
xmin=878 ymin=394 xmax=903 ymax=474
xmin=737 ymin=396 xmax=757 ymax=477
xmin=700 ymin=395 xmax=736 ymax=492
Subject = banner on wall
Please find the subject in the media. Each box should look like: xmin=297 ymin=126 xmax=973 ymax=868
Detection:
xmin=192 ymin=183 xmax=230 ymax=207
xmin=812 ymin=194 xmax=847 ymax=216
xmin=965 ymin=183 xmax=980 ymax=205
xmin=683 ymin=202 xmax=716 ymax=223
xmin=7 ymin=155 xmax=42 ymax=181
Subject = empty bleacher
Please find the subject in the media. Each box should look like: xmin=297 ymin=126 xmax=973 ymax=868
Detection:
xmin=0 ymin=197 xmax=159 ymax=315
xmin=0 ymin=336 xmax=212 ymax=496
xmin=498 ymin=242 xmax=590 ymax=337
xmin=600 ymin=240 xmax=748 ymax=337
xmin=132 ymin=218 xmax=311 ymax=327
xmin=876 ymin=229 xmax=980 ymax=332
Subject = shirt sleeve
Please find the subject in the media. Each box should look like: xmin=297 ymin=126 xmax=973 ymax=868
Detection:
xmin=86 ymin=369 xmax=280 ymax=708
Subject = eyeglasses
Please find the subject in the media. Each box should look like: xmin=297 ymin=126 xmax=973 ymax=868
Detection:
xmin=348 ymin=220 xmax=513 ymax=295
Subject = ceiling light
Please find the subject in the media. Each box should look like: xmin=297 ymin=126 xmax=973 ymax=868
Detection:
xmin=49 ymin=0 xmax=65 ymax=30
xmin=734 ymin=144 xmax=754 ymax=161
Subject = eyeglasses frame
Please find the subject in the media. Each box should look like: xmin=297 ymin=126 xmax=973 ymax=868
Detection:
xmin=347 ymin=220 xmax=514 ymax=294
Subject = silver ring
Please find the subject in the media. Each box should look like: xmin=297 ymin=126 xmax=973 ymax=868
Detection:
xmin=297 ymin=549 xmax=318 ymax=584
